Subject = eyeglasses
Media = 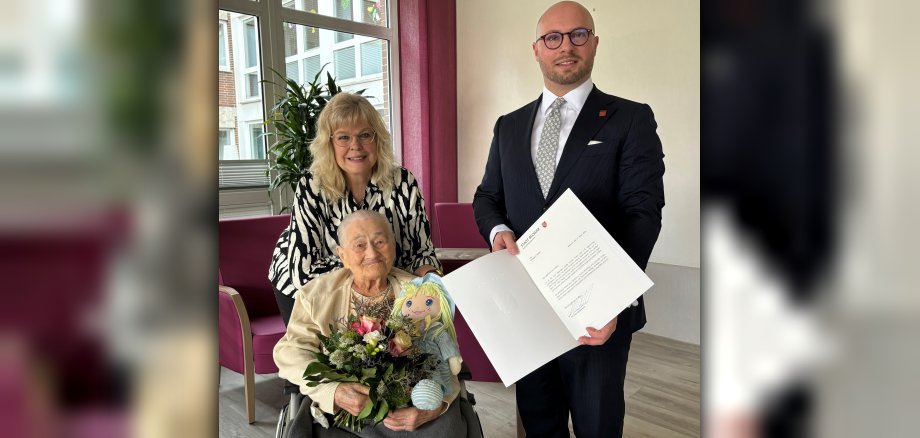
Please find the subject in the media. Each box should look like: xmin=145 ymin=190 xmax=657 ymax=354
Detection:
xmin=332 ymin=130 xmax=376 ymax=148
xmin=536 ymin=28 xmax=594 ymax=50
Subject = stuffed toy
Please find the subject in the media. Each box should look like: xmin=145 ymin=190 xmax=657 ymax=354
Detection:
xmin=392 ymin=273 xmax=463 ymax=410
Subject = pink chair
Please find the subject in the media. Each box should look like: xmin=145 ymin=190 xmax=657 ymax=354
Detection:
xmin=219 ymin=214 xmax=291 ymax=423
xmin=433 ymin=203 xmax=501 ymax=383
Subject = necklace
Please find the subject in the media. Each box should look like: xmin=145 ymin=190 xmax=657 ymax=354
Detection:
xmin=350 ymin=281 xmax=395 ymax=318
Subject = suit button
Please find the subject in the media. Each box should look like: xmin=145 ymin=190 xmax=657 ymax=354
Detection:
xmin=542 ymin=206 xmax=547 ymax=212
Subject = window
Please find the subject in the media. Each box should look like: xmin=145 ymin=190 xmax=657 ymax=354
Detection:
xmin=334 ymin=46 xmax=356 ymax=80
xmin=304 ymin=55 xmax=321 ymax=82
xmin=284 ymin=0 xmax=389 ymax=28
xmin=304 ymin=26 xmax=319 ymax=50
xmin=242 ymin=18 xmax=261 ymax=99
xmin=219 ymin=128 xmax=236 ymax=160
xmin=244 ymin=19 xmax=258 ymax=68
xmin=219 ymin=22 xmax=229 ymax=70
xmin=362 ymin=0 xmax=381 ymax=24
xmin=250 ymin=123 xmax=265 ymax=160
xmin=361 ymin=40 xmax=382 ymax=76
xmin=218 ymin=0 xmax=400 ymax=216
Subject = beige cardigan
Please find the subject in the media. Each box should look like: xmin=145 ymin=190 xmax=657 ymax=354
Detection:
xmin=273 ymin=268 xmax=460 ymax=415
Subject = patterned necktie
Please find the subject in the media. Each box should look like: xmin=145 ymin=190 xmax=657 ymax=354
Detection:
xmin=535 ymin=97 xmax=567 ymax=197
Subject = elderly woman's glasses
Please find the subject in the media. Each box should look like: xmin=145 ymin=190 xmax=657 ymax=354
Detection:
xmin=333 ymin=130 xmax=376 ymax=148
xmin=536 ymin=28 xmax=594 ymax=50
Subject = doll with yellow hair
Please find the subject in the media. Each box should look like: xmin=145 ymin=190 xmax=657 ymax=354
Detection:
xmin=392 ymin=273 xmax=463 ymax=410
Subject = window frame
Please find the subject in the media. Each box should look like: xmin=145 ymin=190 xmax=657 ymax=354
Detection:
xmin=218 ymin=0 xmax=402 ymax=215
xmin=219 ymin=21 xmax=231 ymax=71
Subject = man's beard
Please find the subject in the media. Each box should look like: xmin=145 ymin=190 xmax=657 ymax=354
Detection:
xmin=539 ymin=54 xmax=594 ymax=86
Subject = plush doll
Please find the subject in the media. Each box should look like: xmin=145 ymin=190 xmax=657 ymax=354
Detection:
xmin=392 ymin=273 xmax=463 ymax=410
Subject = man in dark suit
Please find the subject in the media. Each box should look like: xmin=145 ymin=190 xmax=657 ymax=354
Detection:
xmin=472 ymin=1 xmax=665 ymax=436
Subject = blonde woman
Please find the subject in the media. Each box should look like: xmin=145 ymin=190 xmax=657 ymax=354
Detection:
xmin=270 ymin=93 xmax=442 ymax=325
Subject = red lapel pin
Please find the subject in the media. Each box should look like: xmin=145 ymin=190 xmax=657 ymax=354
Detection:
xmin=599 ymin=110 xmax=607 ymax=117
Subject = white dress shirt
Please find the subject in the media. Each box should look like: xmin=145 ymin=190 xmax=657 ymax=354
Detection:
xmin=530 ymin=79 xmax=594 ymax=168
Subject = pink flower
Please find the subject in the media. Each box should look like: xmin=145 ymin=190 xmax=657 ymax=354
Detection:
xmin=388 ymin=330 xmax=412 ymax=356
xmin=350 ymin=316 xmax=381 ymax=335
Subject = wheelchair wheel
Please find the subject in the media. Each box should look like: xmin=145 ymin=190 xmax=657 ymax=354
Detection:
xmin=276 ymin=403 xmax=289 ymax=438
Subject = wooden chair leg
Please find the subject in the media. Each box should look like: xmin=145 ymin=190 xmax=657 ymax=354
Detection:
xmin=245 ymin=366 xmax=256 ymax=423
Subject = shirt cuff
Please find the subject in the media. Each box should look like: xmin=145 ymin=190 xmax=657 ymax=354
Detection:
xmin=488 ymin=224 xmax=513 ymax=247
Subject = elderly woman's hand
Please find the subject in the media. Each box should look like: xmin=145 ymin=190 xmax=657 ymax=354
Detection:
xmin=382 ymin=405 xmax=442 ymax=431
xmin=333 ymin=383 xmax=371 ymax=416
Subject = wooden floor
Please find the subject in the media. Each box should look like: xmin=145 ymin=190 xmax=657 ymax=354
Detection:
xmin=218 ymin=332 xmax=700 ymax=437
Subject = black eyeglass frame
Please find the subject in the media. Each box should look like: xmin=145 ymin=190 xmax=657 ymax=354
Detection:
xmin=536 ymin=28 xmax=594 ymax=50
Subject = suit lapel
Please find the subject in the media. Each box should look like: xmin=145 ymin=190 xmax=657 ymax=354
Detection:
xmin=546 ymin=86 xmax=618 ymax=200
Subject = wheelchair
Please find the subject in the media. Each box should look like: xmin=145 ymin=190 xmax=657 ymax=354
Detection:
xmin=275 ymin=369 xmax=484 ymax=438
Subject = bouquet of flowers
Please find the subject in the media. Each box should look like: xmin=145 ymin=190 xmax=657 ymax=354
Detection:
xmin=303 ymin=296 xmax=438 ymax=431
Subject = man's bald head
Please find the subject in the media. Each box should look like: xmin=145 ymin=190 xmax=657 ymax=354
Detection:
xmin=536 ymin=1 xmax=595 ymax=38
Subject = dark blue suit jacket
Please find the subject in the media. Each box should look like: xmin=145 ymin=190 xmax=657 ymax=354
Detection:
xmin=473 ymin=86 xmax=665 ymax=333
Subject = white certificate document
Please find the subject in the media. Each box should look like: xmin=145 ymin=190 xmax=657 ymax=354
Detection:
xmin=442 ymin=189 xmax=654 ymax=386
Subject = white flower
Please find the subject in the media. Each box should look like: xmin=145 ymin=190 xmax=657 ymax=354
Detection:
xmin=363 ymin=330 xmax=384 ymax=346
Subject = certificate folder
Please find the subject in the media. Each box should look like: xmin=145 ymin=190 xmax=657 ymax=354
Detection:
xmin=442 ymin=189 xmax=653 ymax=386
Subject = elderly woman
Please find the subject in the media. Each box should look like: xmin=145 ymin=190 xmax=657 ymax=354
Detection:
xmin=270 ymin=93 xmax=442 ymax=325
xmin=274 ymin=210 xmax=466 ymax=437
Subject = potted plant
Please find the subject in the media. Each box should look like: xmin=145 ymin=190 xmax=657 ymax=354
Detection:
xmin=263 ymin=66 xmax=362 ymax=212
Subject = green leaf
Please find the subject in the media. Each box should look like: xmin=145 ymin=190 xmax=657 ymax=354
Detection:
xmin=357 ymin=400 xmax=374 ymax=420
xmin=303 ymin=361 xmax=331 ymax=376
xmin=361 ymin=367 xmax=377 ymax=380
xmin=382 ymin=363 xmax=394 ymax=380
xmin=373 ymin=399 xmax=389 ymax=423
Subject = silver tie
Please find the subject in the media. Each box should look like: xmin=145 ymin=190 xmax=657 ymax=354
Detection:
xmin=535 ymin=97 xmax=567 ymax=197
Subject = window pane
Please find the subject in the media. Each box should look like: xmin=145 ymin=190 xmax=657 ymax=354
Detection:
xmin=286 ymin=61 xmax=299 ymax=82
xmin=360 ymin=40 xmax=382 ymax=76
xmin=247 ymin=73 xmax=261 ymax=98
xmin=335 ymin=31 xmax=353 ymax=44
xmin=334 ymin=46 xmax=356 ymax=80
xmin=284 ymin=22 xmax=298 ymax=57
xmin=283 ymin=0 xmax=388 ymax=27
xmin=244 ymin=20 xmax=258 ymax=68
xmin=303 ymin=55 xmax=322 ymax=82
xmin=219 ymin=9 xmax=267 ymax=173
xmin=219 ymin=23 xmax=228 ymax=67
xmin=304 ymin=26 xmax=319 ymax=50
xmin=251 ymin=125 xmax=265 ymax=160
xmin=362 ymin=0 xmax=381 ymax=24
xmin=334 ymin=0 xmax=352 ymax=20
xmin=219 ymin=129 xmax=238 ymax=160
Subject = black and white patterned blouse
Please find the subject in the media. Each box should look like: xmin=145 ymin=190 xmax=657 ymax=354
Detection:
xmin=269 ymin=167 xmax=441 ymax=297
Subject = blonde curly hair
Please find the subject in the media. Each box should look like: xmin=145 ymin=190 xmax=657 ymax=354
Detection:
xmin=308 ymin=93 xmax=396 ymax=201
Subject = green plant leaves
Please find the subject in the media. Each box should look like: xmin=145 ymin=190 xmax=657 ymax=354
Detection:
xmin=263 ymin=65 xmax=365 ymax=212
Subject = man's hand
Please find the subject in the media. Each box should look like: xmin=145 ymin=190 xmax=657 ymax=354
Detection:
xmin=578 ymin=316 xmax=617 ymax=346
xmin=382 ymin=405 xmax=441 ymax=431
xmin=333 ymin=383 xmax=370 ymax=416
xmin=492 ymin=231 xmax=519 ymax=255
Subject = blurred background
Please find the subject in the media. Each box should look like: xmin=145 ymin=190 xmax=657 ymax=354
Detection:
xmin=703 ymin=0 xmax=920 ymax=437
xmin=0 ymin=0 xmax=918 ymax=437
xmin=0 ymin=0 xmax=213 ymax=436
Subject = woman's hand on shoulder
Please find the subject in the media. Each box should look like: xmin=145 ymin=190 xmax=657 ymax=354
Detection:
xmin=382 ymin=405 xmax=442 ymax=431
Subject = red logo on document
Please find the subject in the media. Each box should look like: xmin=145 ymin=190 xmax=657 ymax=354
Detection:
xmin=541 ymin=221 xmax=548 ymax=228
